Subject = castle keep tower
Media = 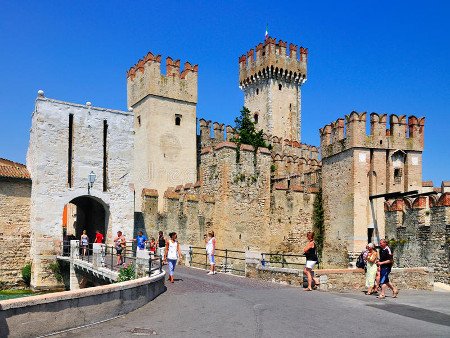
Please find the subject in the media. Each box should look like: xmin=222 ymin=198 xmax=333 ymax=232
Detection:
xmin=239 ymin=38 xmax=307 ymax=141
xmin=127 ymin=53 xmax=198 ymax=211
xmin=320 ymin=112 xmax=425 ymax=268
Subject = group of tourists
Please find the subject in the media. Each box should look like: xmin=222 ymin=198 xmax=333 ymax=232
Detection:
xmin=361 ymin=239 xmax=399 ymax=299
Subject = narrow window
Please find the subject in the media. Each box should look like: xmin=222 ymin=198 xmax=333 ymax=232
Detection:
xmin=137 ymin=115 xmax=141 ymax=127
xmin=289 ymin=103 xmax=292 ymax=111
xmin=367 ymin=228 xmax=374 ymax=244
xmin=394 ymin=168 xmax=402 ymax=184
xmin=254 ymin=114 xmax=259 ymax=124
xmin=279 ymin=84 xmax=282 ymax=90
xmin=103 ymin=120 xmax=108 ymax=191
xmin=175 ymin=114 xmax=182 ymax=126
xmin=68 ymin=114 xmax=74 ymax=187
xmin=256 ymin=88 xmax=259 ymax=95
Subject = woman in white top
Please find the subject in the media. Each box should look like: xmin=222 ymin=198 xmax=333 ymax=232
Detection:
xmin=80 ymin=230 xmax=89 ymax=256
xmin=164 ymin=232 xmax=182 ymax=283
xmin=205 ymin=231 xmax=216 ymax=275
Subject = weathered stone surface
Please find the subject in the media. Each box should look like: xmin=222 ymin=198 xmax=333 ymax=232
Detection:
xmin=0 ymin=178 xmax=31 ymax=284
xmin=26 ymin=97 xmax=134 ymax=289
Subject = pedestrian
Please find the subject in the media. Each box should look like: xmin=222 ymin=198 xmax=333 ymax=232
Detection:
xmin=365 ymin=243 xmax=378 ymax=295
xmin=206 ymin=231 xmax=216 ymax=275
xmin=114 ymin=230 xmax=126 ymax=266
xmin=134 ymin=230 xmax=148 ymax=251
xmin=158 ymin=231 xmax=166 ymax=258
xmin=80 ymin=230 xmax=89 ymax=256
xmin=303 ymin=231 xmax=318 ymax=291
xmin=149 ymin=237 xmax=157 ymax=257
xmin=94 ymin=229 xmax=104 ymax=244
xmin=164 ymin=232 xmax=182 ymax=283
xmin=377 ymin=239 xmax=399 ymax=299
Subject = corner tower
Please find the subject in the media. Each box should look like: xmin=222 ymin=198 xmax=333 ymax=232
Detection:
xmin=239 ymin=37 xmax=307 ymax=141
xmin=127 ymin=52 xmax=198 ymax=211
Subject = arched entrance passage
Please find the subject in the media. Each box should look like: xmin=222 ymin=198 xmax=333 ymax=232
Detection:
xmin=62 ymin=196 xmax=108 ymax=243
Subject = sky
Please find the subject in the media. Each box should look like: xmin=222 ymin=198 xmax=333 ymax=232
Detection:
xmin=0 ymin=1 xmax=448 ymax=185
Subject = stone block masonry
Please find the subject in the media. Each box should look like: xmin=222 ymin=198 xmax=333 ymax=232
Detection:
xmin=320 ymin=111 xmax=425 ymax=268
xmin=27 ymin=95 xmax=134 ymax=289
xmin=385 ymin=193 xmax=450 ymax=284
xmin=0 ymin=178 xmax=31 ymax=285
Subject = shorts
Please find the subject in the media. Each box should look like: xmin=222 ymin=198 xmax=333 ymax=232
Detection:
xmin=305 ymin=261 xmax=317 ymax=269
xmin=208 ymin=254 xmax=215 ymax=265
xmin=379 ymin=267 xmax=391 ymax=284
xmin=116 ymin=247 xmax=123 ymax=255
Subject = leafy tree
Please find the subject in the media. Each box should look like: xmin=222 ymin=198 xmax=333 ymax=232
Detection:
xmin=231 ymin=106 xmax=268 ymax=162
xmin=312 ymin=188 xmax=325 ymax=258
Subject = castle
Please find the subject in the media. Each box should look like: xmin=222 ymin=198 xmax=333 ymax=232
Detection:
xmin=0 ymin=36 xmax=448 ymax=289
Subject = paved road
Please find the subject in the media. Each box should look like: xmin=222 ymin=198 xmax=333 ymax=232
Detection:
xmin=52 ymin=266 xmax=450 ymax=338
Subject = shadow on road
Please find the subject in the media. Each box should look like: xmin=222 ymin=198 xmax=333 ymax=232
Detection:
xmin=367 ymin=303 xmax=450 ymax=327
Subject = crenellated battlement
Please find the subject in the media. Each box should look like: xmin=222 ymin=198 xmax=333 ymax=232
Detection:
xmin=320 ymin=111 xmax=425 ymax=158
xmin=127 ymin=51 xmax=198 ymax=107
xmin=239 ymin=37 xmax=307 ymax=88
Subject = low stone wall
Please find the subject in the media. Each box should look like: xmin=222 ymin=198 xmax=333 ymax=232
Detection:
xmin=246 ymin=264 xmax=434 ymax=292
xmin=0 ymin=272 xmax=165 ymax=338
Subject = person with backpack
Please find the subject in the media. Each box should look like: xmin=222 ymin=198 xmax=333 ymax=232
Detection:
xmin=303 ymin=231 xmax=318 ymax=291
xmin=356 ymin=245 xmax=368 ymax=270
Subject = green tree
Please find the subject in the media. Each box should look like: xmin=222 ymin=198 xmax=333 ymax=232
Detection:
xmin=231 ymin=106 xmax=268 ymax=162
xmin=312 ymin=188 xmax=325 ymax=258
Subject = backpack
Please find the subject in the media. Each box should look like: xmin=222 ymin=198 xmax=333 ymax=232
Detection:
xmin=356 ymin=252 xmax=365 ymax=269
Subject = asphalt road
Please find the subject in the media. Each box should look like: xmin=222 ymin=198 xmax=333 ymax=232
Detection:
xmin=51 ymin=266 xmax=450 ymax=338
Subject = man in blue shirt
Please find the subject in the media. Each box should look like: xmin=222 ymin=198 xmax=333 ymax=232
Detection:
xmin=134 ymin=231 xmax=148 ymax=251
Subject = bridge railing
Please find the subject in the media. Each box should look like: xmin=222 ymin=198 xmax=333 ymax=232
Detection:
xmin=260 ymin=252 xmax=311 ymax=269
xmin=188 ymin=246 xmax=246 ymax=276
xmin=61 ymin=241 xmax=163 ymax=278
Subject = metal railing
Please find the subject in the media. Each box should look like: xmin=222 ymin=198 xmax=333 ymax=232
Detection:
xmin=260 ymin=252 xmax=313 ymax=269
xmin=60 ymin=241 xmax=163 ymax=277
xmin=188 ymin=246 xmax=246 ymax=275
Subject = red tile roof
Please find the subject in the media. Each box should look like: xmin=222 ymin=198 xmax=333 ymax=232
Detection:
xmin=0 ymin=158 xmax=31 ymax=180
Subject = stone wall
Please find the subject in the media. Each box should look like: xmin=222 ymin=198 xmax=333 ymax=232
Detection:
xmin=140 ymin=141 xmax=317 ymax=253
xmin=385 ymin=193 xmax=449 ymax=284
xmin=0 ymin=178 xmax=31 ymax=284
xmin=320 ymin=112 xmax=425 ymax=268
xmin=246 ymin=264 xmax=434 ymax=291
xmin=27 ymin=95 xmax=134 ymax=289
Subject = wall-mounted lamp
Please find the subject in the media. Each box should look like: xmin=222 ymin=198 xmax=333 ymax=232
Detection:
xmin=88 ymin=171 xmax=96 ymax=194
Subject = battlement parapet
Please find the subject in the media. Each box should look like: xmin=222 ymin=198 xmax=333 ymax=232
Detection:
xmin=239 ymin=37 xmax=307 ymax=88
xmin=127 ymin=51 xmax=198 ymax=107
xmin=320 ymin=111 xmax=425 ymax=158
xmin=199 ymin=118 xmax=235 ymax=148
xmin=385 ymin=192 xmax=450 ymax=213
xmin=273 ymin=182 xmax=319 ymax=194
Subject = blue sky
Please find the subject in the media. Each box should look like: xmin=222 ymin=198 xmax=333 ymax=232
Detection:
xmin=0 ymin=1 xmax=448 ymax=185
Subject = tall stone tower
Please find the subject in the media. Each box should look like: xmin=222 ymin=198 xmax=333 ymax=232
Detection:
xmin=127 ymin=52 xmax=198 ymax=211
xmin=239 ymin=37 xmax=308 ymax=141
xmin=319 ymin=112 xmax=425 ymax=268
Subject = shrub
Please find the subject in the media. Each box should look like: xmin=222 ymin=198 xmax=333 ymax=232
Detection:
xmin=49 ymin=261 xmax=63 ymax=282
xmin=22 ymin=263 xmax=32 ymax=287
xmin=117 ymin=264 xmax=135 ymax=282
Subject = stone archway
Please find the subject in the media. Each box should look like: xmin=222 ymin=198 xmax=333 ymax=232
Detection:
xmin=63 ymin=196 xmax=108 ymax=243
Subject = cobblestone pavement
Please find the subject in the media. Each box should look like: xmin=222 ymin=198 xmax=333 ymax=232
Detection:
xmin=51 ymin=266 xmax=450 ymax=338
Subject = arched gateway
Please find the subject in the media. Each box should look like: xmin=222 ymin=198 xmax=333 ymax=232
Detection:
xmin=27 ymin=95 xmax=134 ymax=290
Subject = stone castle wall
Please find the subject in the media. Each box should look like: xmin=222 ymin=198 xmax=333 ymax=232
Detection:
xmin=320 ymin=111 xmax=425 ymax=268
xmin=385 ymin=193 xmax=450 ymax=284
xmin=27 ymin=96 xmax=134 ymax=289
xmin=0 ymin=178 xmax=31 ymax=284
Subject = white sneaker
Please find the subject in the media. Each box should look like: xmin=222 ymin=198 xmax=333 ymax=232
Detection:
xmin=207 ymin=271 xmax=214 ymax=275
xmin=213 ymin=271 xmax=217 ymax=274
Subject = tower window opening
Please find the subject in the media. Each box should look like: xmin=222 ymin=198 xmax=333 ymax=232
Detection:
xmin=254 ymin=114 xmax=259 ymax=124
xmin=394 ymin=168 xmax=402 ymax=184
xmin=256 ymin=88 xmax=259 ymax=95
xmin=103 ymin=120 xmax=108 ymax=192
xmin=175 ymin=114 xmax=182 ymax=126
xmin=67 ymin=114 xmax=74 ymax=187
xmin=137 ymin=116 xmax=141 ymax=126
xmin=279 ymin=84 xmax=282 ymax=91
xmin=289 ymin=103 xmax=292 ymax=111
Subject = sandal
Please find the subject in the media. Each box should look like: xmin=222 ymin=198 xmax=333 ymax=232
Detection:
xmin=393 ymin=289 xmax=399 ymax=298
xmin=377 ymin=295 xmax=385 ymax=299
xmin=304 ymin=288 xmax=313 ymax=291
